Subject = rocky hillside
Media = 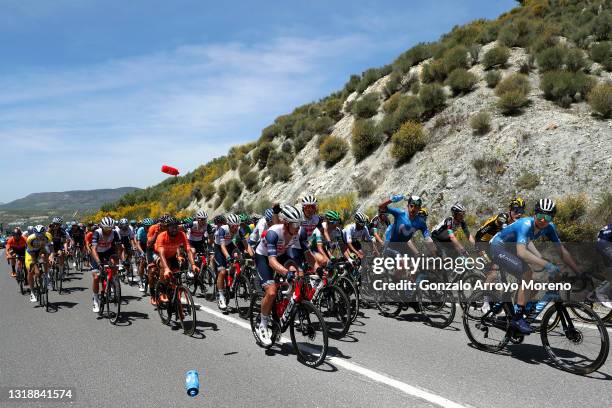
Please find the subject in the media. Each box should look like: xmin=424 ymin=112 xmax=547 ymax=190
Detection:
xmin=96 ymin=0 xmax=611 ymax=236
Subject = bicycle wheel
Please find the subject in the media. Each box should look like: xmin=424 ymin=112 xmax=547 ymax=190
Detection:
xmin=316 ymin=285 xmax=351 ymax=338
xmin=234 ymin=274 xmax=252 ymax=319
xmin=540 ymin=302 xmax=609 ymax=375
xmin=290 ymin=301 xmax=328 ymax=368
xmin=176 ymin=285 xmax=196 ymax=336
xmin=108 ymin=279 xmax=121 ymax=325
xmin=203 ymin=266 xmax=216 ymax=300
xmin=337 ymin=276 xmax=359 ymax=323
xmin=43 ymin=275 xmax=50 ymax=312
xmin=462 ymin=291 xmax=511 ymax=352
xmin=156 ymin=281 xmax=172 ymax=325
xmin=57 ymin=266 xmax=64 ymax=295
xmin=569 ymin=302 xmax=612 ymax=324
xmin=418 ymin=272 xmax=456 ymax=328
xmin=249 ymin=294 xmax=279 ymax=349
xmin=18 ymin=264 xmax=26 ymax=295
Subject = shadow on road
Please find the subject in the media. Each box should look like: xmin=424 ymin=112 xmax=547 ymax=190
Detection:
xmin=115 ymin=311 xmax=150 ymax=326
xmin=52 ymin=301 xmax=78 ymax=310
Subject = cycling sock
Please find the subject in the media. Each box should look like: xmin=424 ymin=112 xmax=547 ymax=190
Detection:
xmin=93 ymin=293 xmax=99 ymax=303
xmin=11 ymin=265 xmax=15 ymax=273
xmin=260 ymin=314 xmax=270 ymax=328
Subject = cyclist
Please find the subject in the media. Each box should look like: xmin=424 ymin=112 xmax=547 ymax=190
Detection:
xmin=116 ymin=218 xmax=136 ymax=274
xmin=489 ymin=198 xmax=583 ymax=333
xmin=378 ymin=194 xmax=436 ymax=256
xmin=234 ymin=213 xmax=252 ymax=254
xmin=154 ymin=216 xmax=199 ymax=301
xmin=187 ymin=210 xmax=210 ymax=258
xmin=369 ymin=213 xmax=389 ymax=245
xmin=135 ymin=218 xmax=153 ymax=292
xmin=25 ymin=225 xmax=52 ymax=303
xmin=321 ymin=210 xmax=344 ymax=259
xmin=68 ymin=222 xmax=86 ymax=268
xmin=431 ymin=202 xmax=475 ymax=257
xmin=589 ymin=223 xmax=612 ymax=307
xmin=342 ymin=212 xmax=373 ymax=261
xmin=248 ymin=208 xmax=274 ymax=255
xmin=6 ymin=228 xmax=27 ymax=278
xmin=146 ymin=215 xmax=170 ymax=303
xmin=255 ymin=205 xmax=306 ymax=346
xmin=90 ymin=217 xmax=122 ymax=313
xmin=48 ymin=217 xmax=69 ymax=274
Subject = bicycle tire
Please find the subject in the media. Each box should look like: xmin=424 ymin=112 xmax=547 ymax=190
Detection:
xmin=462 ymin=291 xmax=510 ymax=352
xmin=249 ymin=294 xmax=278 ymax=349
xmin=44 ymin=276 xmax=49 ymax=312
xmin=176 ymin=285 xmax=196 ymax=336
xmin=156 ymin=281 xmax=172 ymax=325
xmin=540 ymin=302 xmax=609 ymax=375
xmin=18 ymin=264 xmax=26 ymax=295
xmin=569 ymin=303 xmax=612 ymax=324
xmin=316 ymin=285 xmax=351 ymax=338
xmin=108 ymin=279 xmax=121 ymax=325
xmin=58 ymin=266 xmax=64 ymax=295
xmin=418 ymin=271 xmax=456 ymax=329
xmin=337 ymin=276 xmax=359 ymax=323
xmin=290 ymin=300 xmax=329 ymax=368
xmin=234 ymin=274 xmax=252 ymax=319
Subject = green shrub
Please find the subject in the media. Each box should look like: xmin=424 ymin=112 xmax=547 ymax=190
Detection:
xmin=536 ymin=45 xmax=567 ymax=72
xmin=294 ymin=130 xmax=313 ymax=152
xmin=495 ymin=73 xmax=530 ymax=97
xmin=497 ymin=18 xmax=534 ymax=48
xmin=268 ymin=161 xmax=292 ymax=183
xmin=238 ymin=162 xmax=251 ymax=180
xmin=419 ymin=83 xmax=446 ymax=116
xmin=472 ymin=157 xmax=505 ymax=178
xmin=281 ymin=140 xmax=292 ymax=154
xmin=421 ymin=59 xmax=447 ymax=83
xmin=351 ymin=92 xmax=380 ymax=119
xmin=242 ymin=171 xmax=259 ymax=191
xmin=590 ymin=41 xmax=612 ymax=70
xmin=319 ymin=136 xmax=349 ymax=167
xmin=323 ymin=98 xmax=344 ymax=121
xmin=470 ymin=111 xmax=491 ymax=135
xmin=540 ymin=71 xmax=595 ymax=105
xmin=259 ymin=124 xmax=280 ymax=143
xmin=311 ymin=115 xmax=335 ymax=134
xmin=384 ymin=71 xmax=401 ymax=97
xmin=447 ymin=68 xmax=478 ymax=95
xmin=202 ymin=184 xmax=215 ymax=200
xmin=468 ymin=44 xmax=481 ymax=65
xmin=588 ymin=82 xmax=612 ymax=118
xmin=358 ymin=178 xmax=376 ymax=198
xmin=565 ymin=48 xmax=586 ymax=72
xmin=253 ymin=142 xmax=273 ymax=168
xmin=592 ymin=12 xmax=612 ymax=41
xmin=410 ymin=80 xmax=420 ymax=95
xmin=592 ymin=191 xmax=612 ymax=224
xmin=443 ymin=45 xmax=469 ymax=72
xmin=485 ymin=70 xmax=502 ymax=88
xmin=383 ymin=92 xmax=402 ymax=114
xmin=497 ymin=90 xmax=529 ymax=115
xmin=390 ymin=121 xmax=427 ymax=164
xmin=554 ymin=193 xmax=598 ymax=242
xmin=516 ymin=171 xmax=540 ymax=190
xmin=482 ymin=46 xmax=510 ymax=69
xmin=356 ymin=67 xmax=389 ymax=93
xmin=343 ymin=74 xmax=361 ymax=94
xmin=351 ymin=119 xmax=383 ymax=162
xmin=393 ymin=43 xmax=434 ymax=73
xmin=379 ymin=95 xmax=423 ymax=136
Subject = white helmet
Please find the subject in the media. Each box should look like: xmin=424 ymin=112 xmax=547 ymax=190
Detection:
xmin=226 ymin=213 xmax=240 ymax=226
xmin=279 ymin=205 xmax=303 ymax=223
xmin=195 ymin=210 xmax=208 ymax=219
xmin=34 ymin=225 xmax=46 ymax=234
xmin=118 ymin=218 xmax=129 ymax=227
xmin=354 ymin=211 xmax=369 ymax=224
xmin=100 ymin=217 xmax=115 ymax=228
xmin=301 ymin=195 xmax=317 ymax=206
xmin=451 ymin=202 xmax=466 ymax=214
xmin=27 ymin=226 xmax=34 ymax=234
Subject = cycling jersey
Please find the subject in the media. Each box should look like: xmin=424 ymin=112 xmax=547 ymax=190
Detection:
xmin=85 ymin=231 xmax=94 ymax=246
xmin=147 ymin=223 xmax=161 ymax=247
xmin=475 ymin=213 xmax=509 ymax=243
xmin=92 ymin=229 xmax=121 ymax=253
xmin=187 ymin=220 xmax=209 ymax=242
xmin=214 ymin=225 xmax=233 ymax=246
xmin=302 ymin=214 xmax=321 ymax=237
xmin=155 ymin=230 xmax=190 ymax=258
xmin=69 ymin=227 xmax=85 ymax=243
xmin=49 ymin=227 xmax=68 ymax=245
xmin=386 ymin=206 xmax=431 ymax=242
xmin=7 ymin=236 xmax=27 ymax=251
xmin=248 ymin=217 xmax=268 ymax=247
xmin=598 ymin=224 xmax=612 ymax=242
xmin=255 ymin=224 xmax=306 ymax=257
xmin=116 ymin=225 xmax=135 ymax=240
xmin=136 ymin=226 xmax=148 ymax=245
xmin=490 ymin=217 xmax=561 ymax=246
xmin=342 ymin=223 xmax=373 ymax=244
xmin=431 ymin=217 xmax=470 ymax=242
xmin=26 ymin=233 xmax=52 ymax=253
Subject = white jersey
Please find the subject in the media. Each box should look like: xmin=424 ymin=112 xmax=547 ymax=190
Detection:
xmin=213 ymin=225 xmax=233 ymax=246
xmin=187 ymin=220 xmax=208 ymax=242
xmin=116 ymin=225 xmax=134 ymax=240
xmin=255 ymin=224 xmax=299 ymax=257
xmin=293 ymin=214 xmax=321 ymax=249
xmin=342 ymin=223 xmax=372 ymax=243
xmin=248 ymin=217 xmax=268 ymax=246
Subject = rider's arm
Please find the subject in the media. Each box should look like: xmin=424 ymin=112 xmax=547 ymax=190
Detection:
xmin=516 ymin=243 xmax=549 ymax=269
xmin=158 ymin=246 xmax=171 ymax=273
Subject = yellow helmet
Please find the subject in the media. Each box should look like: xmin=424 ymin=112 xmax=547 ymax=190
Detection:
xmin=418 ymin=207 xmax=429 ymax=218
xmin=510 ymin=197 xmax=525 ymax=210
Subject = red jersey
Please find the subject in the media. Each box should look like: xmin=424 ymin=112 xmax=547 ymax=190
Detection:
xmin=154 ymin=230 xmax=190 ymax=258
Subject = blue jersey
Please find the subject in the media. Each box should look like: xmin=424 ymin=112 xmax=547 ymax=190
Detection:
xmin=386 ymin=206 xmax=430 ymax=243
xmin=598 ymin=224 xmax=612 ymax=242
xmin=490 ymin=217 xmax=560 ymax=246
xmin=136 ymin=227 xmax=147 ymax=245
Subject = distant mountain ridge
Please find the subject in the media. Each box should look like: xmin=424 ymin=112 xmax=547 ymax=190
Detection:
xmin=0 ymin=187 xmax=139 ymax=212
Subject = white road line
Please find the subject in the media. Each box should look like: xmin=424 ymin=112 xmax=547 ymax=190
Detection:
xmin=195 ymin=303 xmax=471 ymax=408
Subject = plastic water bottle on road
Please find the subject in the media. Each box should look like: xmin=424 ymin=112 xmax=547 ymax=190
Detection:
xmin=185 ymin=370 xmax=199 ymax=397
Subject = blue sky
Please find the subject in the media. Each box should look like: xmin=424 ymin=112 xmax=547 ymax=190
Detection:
xmin=0 ymin=0 xmax=516 ymax=203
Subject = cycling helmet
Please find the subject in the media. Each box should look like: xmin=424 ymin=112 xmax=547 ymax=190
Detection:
xmin=251 ymin=214 xmax=262 ymax=223
xmin=164 ymin=216 xmax=179 ymax=226
xmin=34 ymin=225 xmax=46 ymax=234
xmin=302 ymin=195 xmax=317 ymax=206
xmin=407 ymin=195 xmax=423 ymax=207
xmin=279 ymin=205 xmax=303 ymax=223
xmin=195 ymin=209 xmax=208 ymax=219
xmin=451 ymin=202 xmax=466 ymax=214
xmin=27 ymin=226 xmax=34 ymax=235
xmin=13 ymin=228 xmax=22 ymax=237
xmin=100 ymin=217 xmax=115 ymax=229
xmin=142 ymin=218 xmax=154 ymax=226
xmin=509 ymin=197 xmax=526 ymax=210
xmin=239 ymin=213 xmax=249 ymax=223
xmin=535 ymin=198 xmax=556 ymax=216
xmin=118 ymin=218 xmax=129 ymax=227
xmin=78 ymin=222 xmax=84 ymax=228
xmin=354 ymin=211 xmax=369 ymax=224
xmin=325 ymin=210 xmax=341 ymax=222
xmin=226 ymin=213 xmax=241 ymax=226
xmin=52 ymin=216 xmax=63 ymax=224
xmin=264 ymin=208 xmax=274 ymax=223
xmin=213 ymin=214 xmax=226 ymax=225
xmin=418 ymin=208 xmax=429 ymax=218
xmin=130 ymin=219 xmax=137 ymax=226
xmin=497 ymin=213 xmax=509 ymax=225
xmin=183 ymin=217 xmax=193 ymax=224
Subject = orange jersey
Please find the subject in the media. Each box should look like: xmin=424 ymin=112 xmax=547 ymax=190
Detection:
xmin=154 ymin=230 xmax=190 ymax=258
xmin=7 ymin=236 xmax=27 ymax=250
xmin=147 ymin=223 xmax=161 ymax=247
xmin=85 ymin=231 xmax=94 ymax=245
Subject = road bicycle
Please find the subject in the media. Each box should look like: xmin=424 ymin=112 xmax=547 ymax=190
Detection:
xmin=32 ymin=260 xmax=50 ymax=312
xmin=97 ymin=264 xmax=121 ymax=324
xmin=9 ymin=255 xmax=27 ymax=295
xmin=213 ymin=250 xmax=252 ymax=318
xmin=155 ymin=270 xmax=197 ymax=336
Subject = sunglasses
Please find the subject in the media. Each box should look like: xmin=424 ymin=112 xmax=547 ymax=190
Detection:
xmin=356 ymin=222 xmax=365 ymax=227
xmin=288 ymin=222 xmax=300 ymax=229
xmin=536 ymin=213 xmax=553 ymax=222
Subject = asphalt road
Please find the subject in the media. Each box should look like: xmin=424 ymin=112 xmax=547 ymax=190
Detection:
xmin=0 ymin=250 xmax=610 ymax=408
